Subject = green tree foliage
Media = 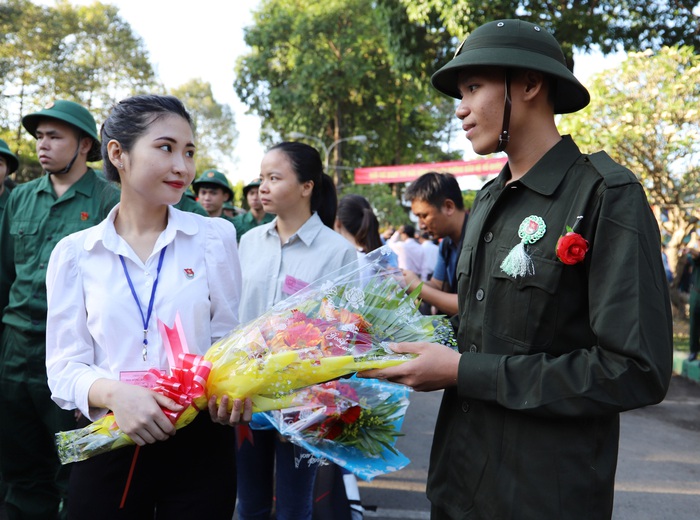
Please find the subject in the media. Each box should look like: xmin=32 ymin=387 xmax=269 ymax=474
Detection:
xmin=0 ymin=0 xmax=156 ymax=181
xmin=558 ymin=46 xmax=700 ymax=277
xmin=170 ymin=79 xmax=238 ymax=175
xmin=399 ymin=0 xmax=700 ymax=68
xmin=231 ymin=180 xmax=245 ymax=210
xmin=233 ymin=0 xmax=460 ymax=188
xmin=50 ymin=1 xmax=156 ymax=113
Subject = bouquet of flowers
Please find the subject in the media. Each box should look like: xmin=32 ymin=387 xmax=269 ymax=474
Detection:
xmin=204 ymin=248 xmax=454 ymax=413
xmin=256 ymin=376 xmax=412 ymax=481
xmin=55 ymin=247 xmax=456 ymax=464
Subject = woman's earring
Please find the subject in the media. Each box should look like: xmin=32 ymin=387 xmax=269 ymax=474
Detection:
xmin=118 ymin=163 xmax=123 ymax=168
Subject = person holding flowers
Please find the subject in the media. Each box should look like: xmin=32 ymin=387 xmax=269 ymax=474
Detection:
xmin=45 ymin=94 xmax=251 ymax=518
xmin=361 ymin=19 xmax=673 ymax=520
xmin=236 ymin=141 xmax=357 ymax=520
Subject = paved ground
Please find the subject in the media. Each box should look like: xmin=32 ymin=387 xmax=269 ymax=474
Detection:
xmin=2 ymin=358 xmax=698 ymax=519
xmin=359 ymin=372 xmax=700 ymax=520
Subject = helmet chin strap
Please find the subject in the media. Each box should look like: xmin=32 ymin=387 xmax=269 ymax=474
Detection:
xmin=45 ymin=142 xmax=81 ymax=175
xmin=495 ymin=69 xmax=512 ymax=153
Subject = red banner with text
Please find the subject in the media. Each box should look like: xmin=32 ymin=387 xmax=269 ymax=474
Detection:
xmin=354 ymin=157 xmax=507 ymax=185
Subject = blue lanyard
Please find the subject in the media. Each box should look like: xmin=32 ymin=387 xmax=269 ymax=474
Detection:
xmin=119 ymin=246 xmax=167 ymax=361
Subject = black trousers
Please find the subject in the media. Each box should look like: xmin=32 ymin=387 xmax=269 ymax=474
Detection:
xmin=67 ymin=412 xmax=237 ymax=520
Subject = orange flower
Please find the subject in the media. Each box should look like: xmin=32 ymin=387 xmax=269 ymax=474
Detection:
xmin=321 ymin=300 xmax=371 ymax=333
xmin=270 ymin=321 xmax=323 ymax=351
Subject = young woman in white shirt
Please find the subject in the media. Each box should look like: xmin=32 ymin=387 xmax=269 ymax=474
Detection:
xmin=236 ymin=142 xmax=357 ymax=520
xmin=45 ymin=94 xmax=251 ymax=518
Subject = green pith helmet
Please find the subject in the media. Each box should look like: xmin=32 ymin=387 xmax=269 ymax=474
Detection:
xmin=22 ymin=100 xmax=102 ymax=161
xmin=243 ymin=178 xmax=262 ymax=197
xmin=431 ymin=19 xmax=590 ymax=114
xmin=192 ymin=169 xmax=233 ymax=200
xmin=0 ymin=139 xmax=19 ymax=173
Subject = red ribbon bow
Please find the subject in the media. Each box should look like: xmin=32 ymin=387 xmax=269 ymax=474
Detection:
xmin=152 ymin=314 xmax=212 ymax=422
xmin=148 ymin=353 xmax=212 ymax=423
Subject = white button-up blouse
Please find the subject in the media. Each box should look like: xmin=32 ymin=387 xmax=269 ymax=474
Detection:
xmin=45 ymin=205 xmax=242 ymax=420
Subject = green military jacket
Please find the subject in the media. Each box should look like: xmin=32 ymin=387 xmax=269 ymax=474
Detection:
xmin=220 ymin=214 xmax=238 ymax=227
xmin=690 ymin=254 xmax=700 ymax=296
xmin=0 ymin=169 xmax=120 ymax=337
xmin=173 ymin=191 xmax=207 ymax=216
xmin=232 ymin=211 xmax=274 ymax=242
xmin=428 ymin=136 xmax=673 ymax=519
xmin=0 ymin=188 xmax=9 ymax=219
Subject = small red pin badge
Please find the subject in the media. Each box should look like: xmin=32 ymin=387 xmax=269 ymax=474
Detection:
xmin=184 ymin=268 xmax=194 ymax=279
xmin=80 ymin=212 xmax=89 ymax=221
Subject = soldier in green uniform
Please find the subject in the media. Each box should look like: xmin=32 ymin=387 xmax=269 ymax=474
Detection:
xmin=0 ymin=137 xmax=18 ymax=519
xmin=361 ymin=20 xmax=672 ymax=520
xmin=174 ymin=187 xmax=208 ymax=216
xmin=222 ymin=200 xmax=237 ymax=219
xmin=0 ymin=138 xmax=19 ymax=219
xmin=192 ymin=168 xmax=236 ymax=224
xmin=0 ymin=100 xmax=120 ymax=519
xmin=232 ymin=178 xmax=274 ymax=241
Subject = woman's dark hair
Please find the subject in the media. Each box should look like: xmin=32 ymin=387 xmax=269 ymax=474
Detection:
xmin=337 ymin=194 xmax=382 ymax=253
xmin=269 ymin=141 xmax=337 ymax=228
xmin=404 ymin=171 xmax=464 ymax=210
xmin=100 ymin=94 xmax=194 ymax=182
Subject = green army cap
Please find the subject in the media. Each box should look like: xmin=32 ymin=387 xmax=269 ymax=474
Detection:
xmin=243 ymin=178 xmax=262 ymax=197
xmin=431 ymin=19 xmax=590 ymax=114
xmin=22 ymin=100 xmax=102 ymax=161
xmin=193 ymin=169 xmax=233 ymax=200
xmin=0 ymin=138 xmax=19 ymax=173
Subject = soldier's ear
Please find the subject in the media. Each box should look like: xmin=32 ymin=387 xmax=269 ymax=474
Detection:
xmin=522 ymin=70 xmax=545 ymax=99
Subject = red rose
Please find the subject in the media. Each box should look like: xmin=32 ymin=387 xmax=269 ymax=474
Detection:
xmin=323 ymin=421 xmax=343 ymax=440
xmin=340 ymin=405 xmax=362 ymax=424
xmin=555 ymin=232 xmax=589 ymax=265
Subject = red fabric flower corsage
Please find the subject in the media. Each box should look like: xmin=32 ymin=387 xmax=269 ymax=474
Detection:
xmin=556 ymin=227 xmax=589 ymax=265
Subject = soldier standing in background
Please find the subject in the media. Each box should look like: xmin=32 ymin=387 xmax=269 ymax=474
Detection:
xmin=0 ymin=100 xmax=120 ymax=519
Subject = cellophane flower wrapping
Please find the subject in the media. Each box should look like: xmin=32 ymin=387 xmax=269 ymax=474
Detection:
xmin=256 ymin=376 xmax=412 ymax=481
xmin=205 ymin=246 xmax=456 ymax=412
xmin=55 ymin=246 xmax=456 ymax=464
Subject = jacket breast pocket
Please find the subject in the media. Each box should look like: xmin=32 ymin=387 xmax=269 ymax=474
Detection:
xmin=9 ymin=220 xmax=41 ymax=264
xmin=455 ymin=246 xmax=473 ymax=295
xmin=483 ymin=247 xmax=563 ymax=350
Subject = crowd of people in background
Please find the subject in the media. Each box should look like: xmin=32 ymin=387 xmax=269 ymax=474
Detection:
xmin=0 ymin=92 xmax=693 ymax=520
xmin=0 ymin=16 xmax=687 ymax=520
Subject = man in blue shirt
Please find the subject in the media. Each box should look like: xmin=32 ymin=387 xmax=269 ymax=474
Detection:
xmin=402 ymin=172 xmax=467 ymax=316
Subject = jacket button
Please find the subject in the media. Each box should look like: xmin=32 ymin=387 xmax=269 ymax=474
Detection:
xmin=461 ymin=401 xmax=470 ymax=413
xmin=484 ymin=231 xmax=493 ymax=243
xmin=475 ymin=288 xmax=485 ymax=301
xmin=469 ymin=344 xmax=477 ymax=353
